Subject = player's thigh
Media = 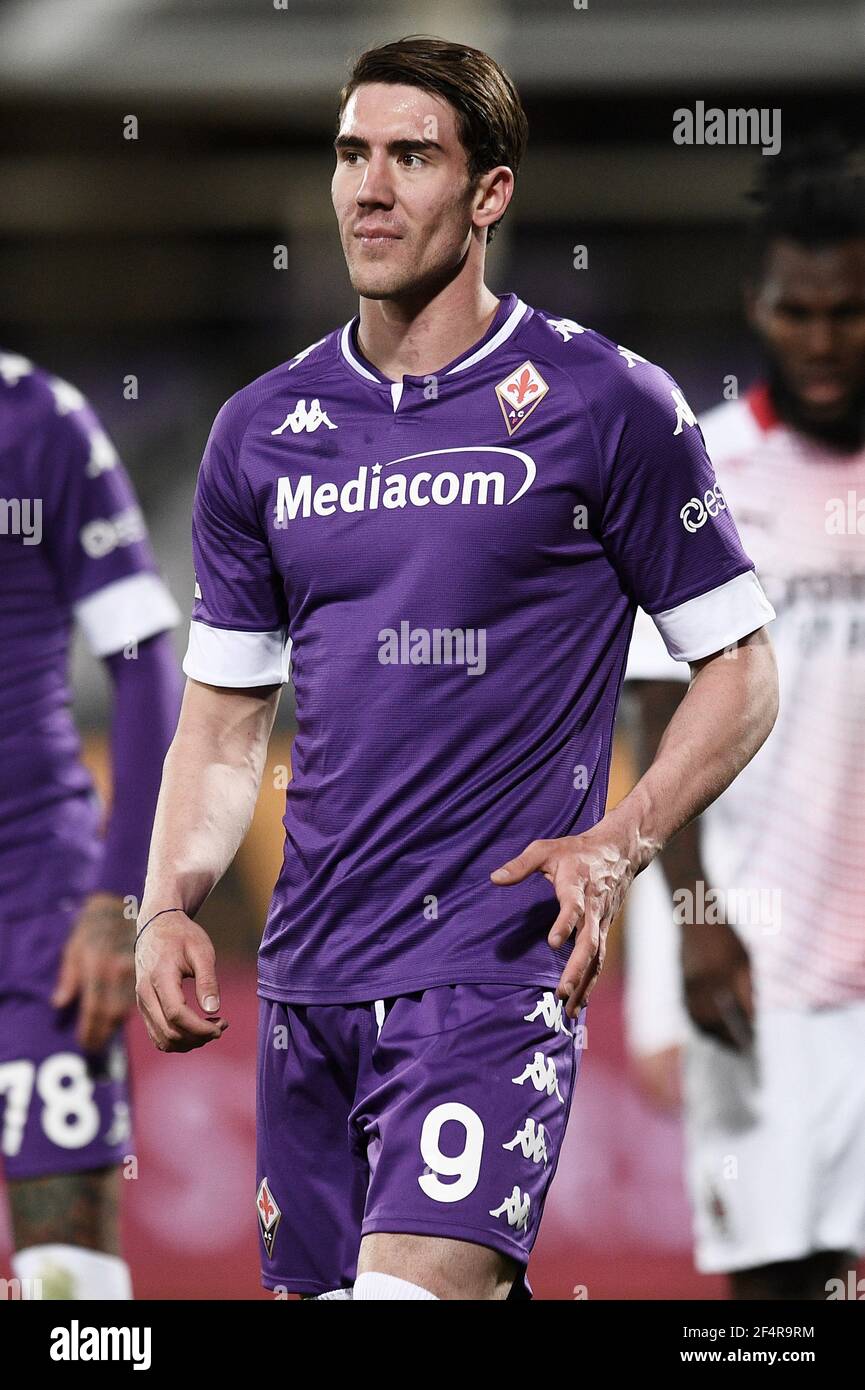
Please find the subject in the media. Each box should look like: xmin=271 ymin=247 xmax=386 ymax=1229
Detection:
xmin=358 ymin=1231 xmax=518 ymax=1299
xmin=352 ymin=983 xmax=585 ymax=1297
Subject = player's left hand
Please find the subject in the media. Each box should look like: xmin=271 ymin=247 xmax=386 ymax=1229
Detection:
xmin=491 ymin=826 xmax=637 ymax=1017
xmin=52 ymin=892 xmax=135 ymax=1052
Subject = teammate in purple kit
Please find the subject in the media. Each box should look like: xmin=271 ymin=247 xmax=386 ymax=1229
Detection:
xmin=0 ymin=351 xmax=182 ymax=1298
xmin=135 ymin=37 xmax=778 ymax=1300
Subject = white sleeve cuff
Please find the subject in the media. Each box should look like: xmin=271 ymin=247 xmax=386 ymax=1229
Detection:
xmin=626 ymin=607 xmax=690 ymax=683
xmin=651 ymin=570 xmax=775 ymax=663
xmin=182 ymin=619 xmax=291 ymax=687
xmin=74 ymin=572 xmax=181 ymax=657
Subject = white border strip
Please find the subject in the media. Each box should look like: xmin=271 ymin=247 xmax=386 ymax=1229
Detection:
xmin=652 ymin=569 xmax=775 ymax=663
xmin=74 ymin=572 xmax=181 ymax=658
xmin=340 ymin=320 xmax=381 ymax=382
xmin=446 ymin=298 xmax=529 ymax=374
xmin=339 ymin=296 xmax=529 ymax=384
xmin=183 ymin=620 xmax=291 ymax=687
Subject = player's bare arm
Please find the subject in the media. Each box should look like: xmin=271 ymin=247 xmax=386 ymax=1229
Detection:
xmin=492 ymin=626 xmax=778 ymax=1018
xmin=633 ymin=676 xmax=754 ymax=1050
xmin=136 ymin=677 xmax=281 ymax=1052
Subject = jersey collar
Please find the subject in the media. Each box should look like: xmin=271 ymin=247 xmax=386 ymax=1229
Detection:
xmin=339 ymin=292 xmax=530 ymax=390
xmin=745 ymin=382 xmax=780 ymax=432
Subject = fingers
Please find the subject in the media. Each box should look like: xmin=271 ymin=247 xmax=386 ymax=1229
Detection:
xmin=490 ymin=839 xmax=551 ymax=885
xmin=548 ymin=883 xmax=585 ymax=949
xmin=556 ymin=899 xmax=604 ymax=1017
xmin=51 ymin=943 xmax=80 ymax=1009
xmin=137 ymin=974 xmax=226 ymax=1053
xmin=186 ymin=937 xmax=221 ymax=1016
xmin=151 ymin=970 xmax=227 ymax=1051
xmin=77 ymin=975 xmax=132 ymax=1053
xmin=686 ymin=988 xmax=751 ymax=1050
xmin=136 ymin=978 xmax=183 ymax=1052
xmin=134 ymin=917 xmax=227 ymax=1052
xmin=733 ymin=960 xmax=755 ymax=1022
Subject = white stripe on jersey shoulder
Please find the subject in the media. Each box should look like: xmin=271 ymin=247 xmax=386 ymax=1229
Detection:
xmin=183 ymin=620 xmax=291 ymax=688
xmin=651 ymin=570 xmax=775 ymax=664
xmin=287 ymin=335 xmax=328 ymax=372
xmin=444 ymin=297 xmax=530 ymax=375
xmin=74 ymin=572 xmax=181 ymax=658
xmin=340 ymin=322 xmax=380 ymax=382
xmin=699 ymin=396 xmax=763 ymax=465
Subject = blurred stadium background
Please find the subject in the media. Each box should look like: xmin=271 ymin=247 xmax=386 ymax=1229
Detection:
xmin=1 ymin=0 xmax=862 ymax=1298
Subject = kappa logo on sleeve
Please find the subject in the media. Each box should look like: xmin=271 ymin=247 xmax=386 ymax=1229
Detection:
xmin=672 ymin=386 xmax=698 ymax=435
xmin=543 ymin=315 xmax=587 ymax=342
xmin=0 ymin=351 xmax=34 ymax=386
xmin=256 ymin=1177 xmax=281 ymax=1257
xmin=495 ymin=361 xmax=549 ymax=435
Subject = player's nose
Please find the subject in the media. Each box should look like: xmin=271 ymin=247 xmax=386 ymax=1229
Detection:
xmin=804 ymin=316 xmax=838 ymax=357
xmin=355 ymin=153 xmax=395 ymax=208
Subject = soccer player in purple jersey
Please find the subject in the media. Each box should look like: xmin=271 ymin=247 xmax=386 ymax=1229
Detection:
xmin=135 ymin=37 xmax=778 ymax=1300
xmin=0 ymin=351 xmax=182 ymax=1298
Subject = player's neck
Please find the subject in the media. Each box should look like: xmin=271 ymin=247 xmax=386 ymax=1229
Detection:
xmin=355 ymin=279 xmax=501 ymax=383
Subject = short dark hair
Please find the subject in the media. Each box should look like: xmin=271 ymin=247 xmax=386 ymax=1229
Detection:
xmin=337 ymin=35 xmax=529 ymax=243
xmin=749 ymin=128 xmax=865 ymax=267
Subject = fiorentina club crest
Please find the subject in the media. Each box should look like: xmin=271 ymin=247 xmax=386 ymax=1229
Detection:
xmin=256 ymin=1177 xmax=281 ymax=1258
xmin=495 ymin=360 xmax=549 ymax=435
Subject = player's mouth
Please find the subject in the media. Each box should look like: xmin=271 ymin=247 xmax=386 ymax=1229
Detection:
xmin=797 ymin=375 xmax=848 ymax=408
xmin=354 ymin=227 xmax=402 ymax=247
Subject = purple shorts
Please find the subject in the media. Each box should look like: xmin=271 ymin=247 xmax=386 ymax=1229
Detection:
xmin=0 ymin=896 xmax=132 ymax=1180
xmin=256 ymin=982 xmax=586 ymax=1296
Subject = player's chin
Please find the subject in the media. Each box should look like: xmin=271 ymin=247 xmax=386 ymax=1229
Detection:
xmin=346 ymin=259 xmax=414 ymax=301
xmin=348 ymin=275 xmax=403 ymax=301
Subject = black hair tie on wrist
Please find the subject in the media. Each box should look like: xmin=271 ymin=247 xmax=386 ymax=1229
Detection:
xmin=135 ymin=906 xmax=185 ymax=947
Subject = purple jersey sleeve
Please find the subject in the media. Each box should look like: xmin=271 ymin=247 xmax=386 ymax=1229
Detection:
xmin=39 ymin=392 xmax=179 ymax=655
xmin=590 ymin=360 xmax=774 ymax=659
xmin=184 ymin=395 xmax=290 ymax=686
xmin=94 ymin=632 xmax=183 ymax=902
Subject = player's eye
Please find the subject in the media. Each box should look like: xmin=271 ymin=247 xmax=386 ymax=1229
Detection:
xmin=399 ymin=153 xmax=425 ymax=168
xmin=777 ymin=304 xmax=809 ymax=322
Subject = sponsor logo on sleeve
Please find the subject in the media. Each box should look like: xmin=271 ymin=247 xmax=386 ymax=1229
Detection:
xmin=680 ymin=485 xmax=728 ymax=532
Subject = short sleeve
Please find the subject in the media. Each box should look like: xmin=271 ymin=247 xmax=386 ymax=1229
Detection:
xmin=183 ymin=396 xmax=290 ymax=687
xmin=593 ymin=361 xmax=775 ymax=661
xmin=40 ymin=393 xmax=180 ymax=657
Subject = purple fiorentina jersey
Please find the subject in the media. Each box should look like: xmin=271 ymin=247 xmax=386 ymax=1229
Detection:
xmin=0 ymin=351 xmax=179 ymax=907
xmin=183 ymin=292 xmax=774 ymax=1003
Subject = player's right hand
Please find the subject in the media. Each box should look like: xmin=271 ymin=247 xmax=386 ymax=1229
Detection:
xmin=134 ymin=911 xmax=228 ymax=1052
xmin=681 ymin=919 xmax=753 ymax=1051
